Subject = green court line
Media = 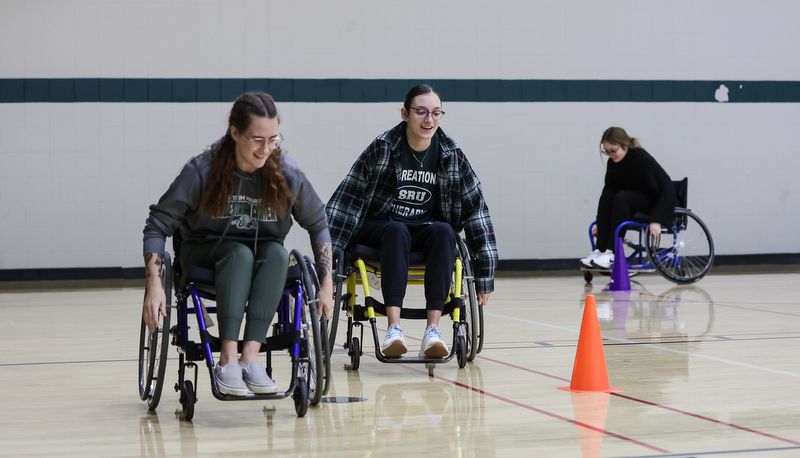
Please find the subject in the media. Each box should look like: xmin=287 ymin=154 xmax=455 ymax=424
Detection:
xmin=1 ymin=78 xmax=798 ymax=103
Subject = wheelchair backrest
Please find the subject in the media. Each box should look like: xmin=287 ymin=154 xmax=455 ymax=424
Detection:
xmin=674 ymin=178 xmax=688 ymax=209
xmin=673 ymin=178 xmax=688 ymax=229
xmin=170 ymin=229 xmax=184 ymax=289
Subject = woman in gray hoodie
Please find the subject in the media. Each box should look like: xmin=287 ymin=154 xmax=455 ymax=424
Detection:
xmin=142 ymin=92 xmax=332 ymax=396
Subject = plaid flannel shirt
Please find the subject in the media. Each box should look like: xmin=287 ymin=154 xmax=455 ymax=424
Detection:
xmin=326 ymin=122 xmax=498 ymax=293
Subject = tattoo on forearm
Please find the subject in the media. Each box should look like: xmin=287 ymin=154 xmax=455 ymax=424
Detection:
xmin=144 ymin=252 xmax=165 ymax=282
xmin=312 ymin=242 xmax=332 ymax=280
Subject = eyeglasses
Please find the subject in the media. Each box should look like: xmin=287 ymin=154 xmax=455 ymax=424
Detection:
xmin=242 ymin=133 xmax=284 ymax=150
xmin=600 ymin=145 xmax=620 ymax=156
xmin=409 ymin=106 xmax=445 ymax=120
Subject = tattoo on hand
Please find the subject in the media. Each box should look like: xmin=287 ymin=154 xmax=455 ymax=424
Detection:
xmin=312 ymin=242 xmax=332 ymax=280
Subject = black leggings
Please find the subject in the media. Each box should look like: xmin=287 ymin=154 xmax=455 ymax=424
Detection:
xmin=595 ymin=190 xmax=655 ymax=252
xmin=353 ymin=220 xmax=456 ymax=311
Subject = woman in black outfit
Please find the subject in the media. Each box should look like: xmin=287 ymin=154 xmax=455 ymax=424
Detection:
xmin=581 ymin=127 xmax=676 ymax=269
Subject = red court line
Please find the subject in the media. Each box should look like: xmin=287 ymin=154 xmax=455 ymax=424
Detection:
xmin=403 ymin=364 xmax=671 ymax=454
xmin=338 ymin=343 xmax=667 ymax=452
xmin=611 ymin=393 xmax=800 ymax=446
xmin=476 ymin=354 xmax=800 ymax=446
xmin=346 ymin=345 xmax=670 ymax=453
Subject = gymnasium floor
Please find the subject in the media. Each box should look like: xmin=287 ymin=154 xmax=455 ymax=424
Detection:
xmin=1 ymin=266 xmax=799 ymax=457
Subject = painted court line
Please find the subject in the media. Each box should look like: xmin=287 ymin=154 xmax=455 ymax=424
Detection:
xmin=401 ymin=364 xmax=672 ymax=454
xmin=485 ymin=311 xmax=800 ymax=378
xmin=474 ymin=353 xmax=800 ymax=447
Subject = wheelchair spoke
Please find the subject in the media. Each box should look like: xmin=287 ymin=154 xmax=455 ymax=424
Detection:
xmin=647 ymin=209 xmax=714 ymax=284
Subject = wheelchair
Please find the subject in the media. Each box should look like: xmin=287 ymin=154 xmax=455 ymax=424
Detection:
xmin=327 ymin=235 xmax=483 ymax=373
xmin=138 ymin=235 xmax=330 ymax=420
xmin=582 ymin=178 xmax=715 ymax=284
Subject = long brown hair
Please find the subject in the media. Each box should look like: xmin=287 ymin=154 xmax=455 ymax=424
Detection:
xmin=200 ymin=92 xmax=291 ymax=218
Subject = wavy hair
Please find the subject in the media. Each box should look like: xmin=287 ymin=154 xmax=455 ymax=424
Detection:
xmin=199 ymin=92 xmax=291 ymax=218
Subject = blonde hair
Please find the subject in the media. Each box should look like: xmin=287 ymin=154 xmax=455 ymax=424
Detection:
xmin=600 ymin=126 xmax=642 ymax=151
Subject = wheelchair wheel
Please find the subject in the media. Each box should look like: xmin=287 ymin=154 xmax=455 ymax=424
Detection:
xmin=456 ymin=335 xmax=467 ymax=368
xmin=349 ymin=336 xmax=361 ymax=371
xmin=296 ymin=253 xmax=325 ymax=406
xmin=179 ymin=380 xmax=195 ymax=421
xmin=458 ymin=237 xmax=482 ymax=360
xmin=647 ymin=208 xmax=714 ymax=284
xmin=328 ymin=266 xmax=345 ymax=353
xmin=304 ymin=256 xmax=331 ymax=397
xmin=293 ymin=376 xmax=309 ymax=417
xmin=138 ymin=310 xmax=171 ymax=410
xmin=318 ymin=315 xmax=332 ymax=396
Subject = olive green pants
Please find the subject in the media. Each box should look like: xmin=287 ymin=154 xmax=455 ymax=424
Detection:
xmin=180 ymin=240 xmax=289 ymax=343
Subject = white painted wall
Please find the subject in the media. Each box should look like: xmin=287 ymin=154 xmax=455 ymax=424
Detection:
xmin=1 ymin=0 xmax=799 ymax=270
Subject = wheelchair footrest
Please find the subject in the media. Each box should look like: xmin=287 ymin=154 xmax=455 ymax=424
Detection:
xmin=354 ymin=296 xmax=463 ymax=321
xmin=197 ymin=329 xmax=303 ymax=355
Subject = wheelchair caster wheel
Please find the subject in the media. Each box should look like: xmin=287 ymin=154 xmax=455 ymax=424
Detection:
xmin=456 ymin=335 xmax=467 ymax=368
xmin=179 ymin=380 xmax=195 ymax=421
xmin=293 ymin=376 xmax=309 ymax=417
xmin=584 ymin=271 xmax=593 ymax=283
xmin=349 ymin=336 xmax=360 ymax=371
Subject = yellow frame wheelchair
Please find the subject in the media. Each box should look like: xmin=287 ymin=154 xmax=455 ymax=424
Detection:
xmin=327 ymin=236 xmax=484 ymax=373
xmin=138 ymin=234 xmax=330 ymax=420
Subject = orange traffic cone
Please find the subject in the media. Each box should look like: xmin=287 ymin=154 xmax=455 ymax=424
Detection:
xmin=559 ymin=295 xmax=622 ymax=393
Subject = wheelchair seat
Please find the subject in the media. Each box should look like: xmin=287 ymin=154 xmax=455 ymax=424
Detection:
xmin=349 ymin=244 xmax=426 ymax=267
xmin=181 ymin=260 xmax=304 ymax=291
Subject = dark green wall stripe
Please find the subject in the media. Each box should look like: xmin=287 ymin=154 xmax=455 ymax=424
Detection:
xmin=1 ymin=78 xmax=798 ymax=103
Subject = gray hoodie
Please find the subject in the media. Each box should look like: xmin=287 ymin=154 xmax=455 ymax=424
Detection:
xmin=143 ymin=150 xmax=330 ymax=255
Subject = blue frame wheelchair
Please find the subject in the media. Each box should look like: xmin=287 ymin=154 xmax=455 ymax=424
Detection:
xmin=138 ymin=235 xmax=330 ymax=420
xmin=327 ymin=236 xmax=483 ymax=374
xmin=582 ymin=178 xmax=715 ymax=284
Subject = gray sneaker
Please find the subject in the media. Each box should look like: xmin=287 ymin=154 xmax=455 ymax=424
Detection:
xmin=214 ymin=362 xmax=248 ymax=396
xmin=240 ymin=360 xmax=278 ymax=394
xmin=419 ymin=326 xmax=449 ymax=358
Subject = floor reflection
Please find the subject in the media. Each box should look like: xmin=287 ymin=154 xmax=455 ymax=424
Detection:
xmin=579 ymin=282 xmax=718 ymax=434
xmin=139 ymin=412 xmax=165 ymax=457
xmin=584 ymin=282 xmax=716 ymax=342
xmin=303 ymin=362 xmax=495 ymax=456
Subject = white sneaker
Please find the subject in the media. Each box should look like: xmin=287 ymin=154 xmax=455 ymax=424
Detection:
xmin=382 ymin=325 xmax=408 ymax=357
xmin=591 ymin=250 xmax=614 ymax=270
xmin=580 ymin=249 xmax=601 ymax=267
xmin=419 ymin=326 xmax=449 ymax=358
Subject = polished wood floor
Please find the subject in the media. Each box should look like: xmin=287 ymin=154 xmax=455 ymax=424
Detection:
xmin=1 ymin=267 xmax=799 ymax=457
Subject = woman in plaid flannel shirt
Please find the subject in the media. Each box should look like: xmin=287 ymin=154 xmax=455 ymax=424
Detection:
xmin=326 ymin=84 xmax=497 ymax=358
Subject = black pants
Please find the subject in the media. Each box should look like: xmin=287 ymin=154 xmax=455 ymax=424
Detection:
xmin=353 ymin=220 xmax=456 ymax=311
xmin=595 ymin=190 xmax=655 ymax=252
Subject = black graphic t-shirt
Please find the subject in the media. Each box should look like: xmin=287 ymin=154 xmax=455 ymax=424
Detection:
xmin=390 ymin=132 xmax=440 ymax=225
